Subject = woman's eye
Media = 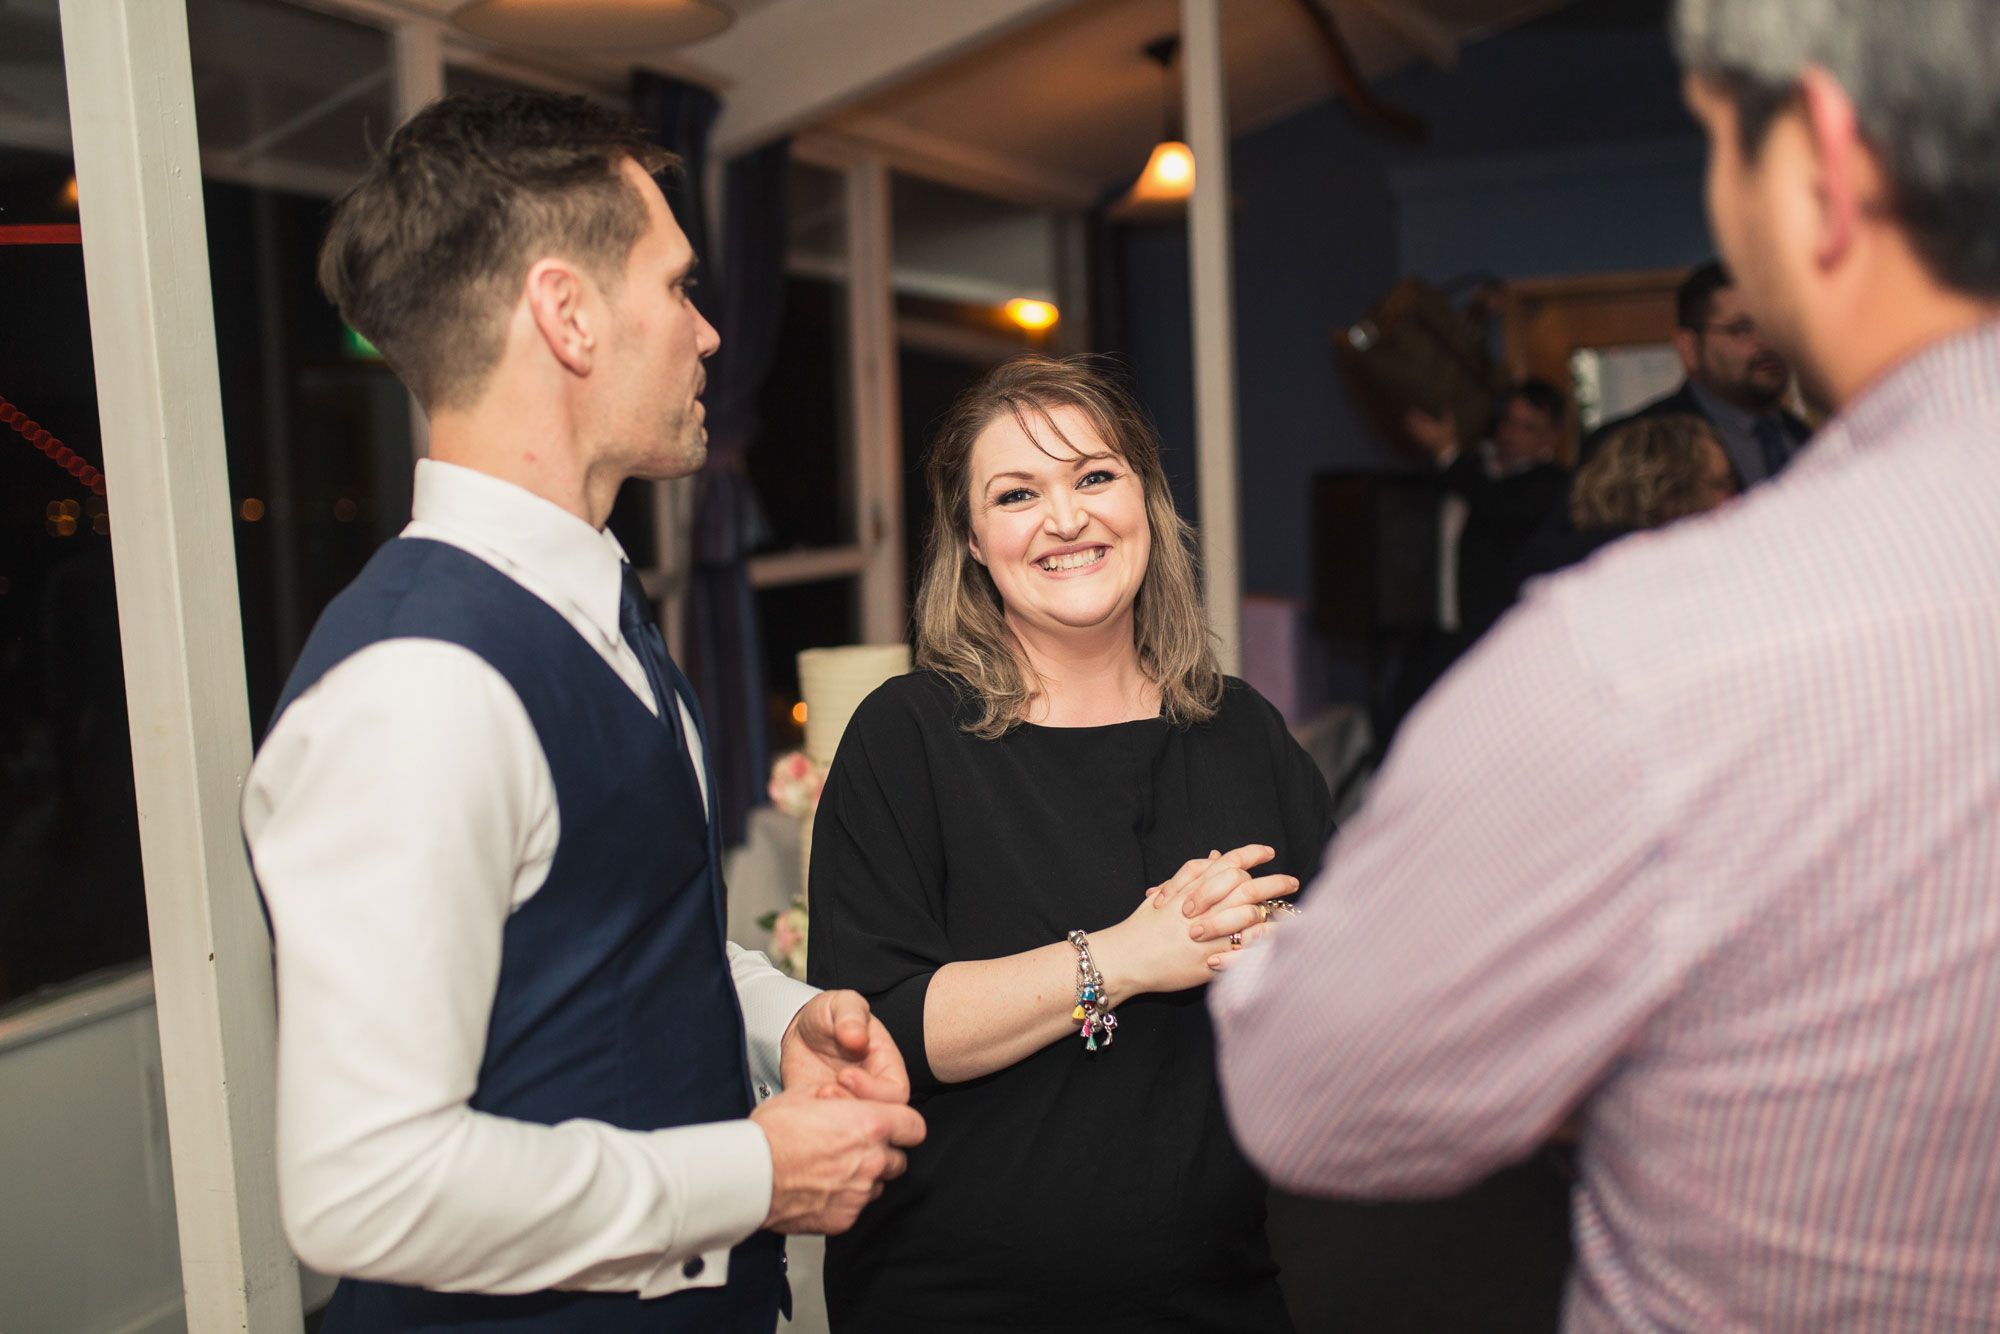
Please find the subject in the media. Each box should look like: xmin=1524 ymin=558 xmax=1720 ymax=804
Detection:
xmin=1080 ymin=470 xmax=1118 ymax=488
xmin=996 ymin=489 xmax=1033 ymax=506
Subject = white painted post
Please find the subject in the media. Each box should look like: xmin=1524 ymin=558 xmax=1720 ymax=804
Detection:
xmin=847 ymin=156 xmax=907 ymax=645
xmin=393 ymin=20 xmax=445 ymax=462
xmin=57 ymin=2 xmax=304 ymax=1330
xmin=1181 ymin=0 xmax=1244 ymax=675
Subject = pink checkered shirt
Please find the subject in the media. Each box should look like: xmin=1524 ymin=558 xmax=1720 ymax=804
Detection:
xmin=1213 ymin=320 xmax=2000 ymax=1331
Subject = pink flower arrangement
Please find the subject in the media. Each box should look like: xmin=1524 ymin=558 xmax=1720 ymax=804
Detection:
xmin=767 ymin=750 xmax=826 ymax=819
xmin=764 ymin=903 xmax=809 ymax=979
xmin=759 ymin=751 xmax=826 ymax=978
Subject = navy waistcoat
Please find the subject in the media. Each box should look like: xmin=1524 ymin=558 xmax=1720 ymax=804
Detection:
xmin=264 ymin=538 xmax=782 ymax=1334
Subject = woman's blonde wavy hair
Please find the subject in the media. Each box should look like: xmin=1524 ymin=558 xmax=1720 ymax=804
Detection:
xmin=1569 ymin=413 xmax=1735 ymax=531
xmin=913 ymin=354 xmax=1223 ymax=739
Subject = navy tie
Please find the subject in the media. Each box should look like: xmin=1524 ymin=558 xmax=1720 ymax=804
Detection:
xmin=1754 ymin=415 xmax=1792 ymax=481
xmin=619 ymin=563 xmax=698 ymax=771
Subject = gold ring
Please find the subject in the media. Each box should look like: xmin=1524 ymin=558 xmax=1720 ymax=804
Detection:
xmin=1228 ymin=931 xmax=1243 ymax=949
xmin=1257 ymin=901 xmax=1273 ymax=923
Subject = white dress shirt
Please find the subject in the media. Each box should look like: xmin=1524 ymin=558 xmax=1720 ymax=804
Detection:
xmin=244 ymin=459 xmax=816 ymax=1298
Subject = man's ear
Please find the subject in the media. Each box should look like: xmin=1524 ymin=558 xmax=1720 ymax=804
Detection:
xmin=1674 ymin=326 xmax=1702 ymax=376
xmin=1799 ymin=65 xmax=1864 ymax=273
xmin=523 ymin=257 xmax=594 ymax=376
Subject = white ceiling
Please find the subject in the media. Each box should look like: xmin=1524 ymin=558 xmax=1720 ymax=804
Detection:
xmin=294 ymin=0 xmax=1580 ymax=206
xmin=0 ymin=0 xmax=1581 ymax=209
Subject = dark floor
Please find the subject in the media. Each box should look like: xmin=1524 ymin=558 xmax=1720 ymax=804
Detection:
xmin=304 ymin=1154 xmax=1572 ymax=1333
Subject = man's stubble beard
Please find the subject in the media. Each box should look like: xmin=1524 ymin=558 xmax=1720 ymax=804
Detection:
xmin=1701 ymin=345 xmax=1788 ymax=413
xmin=662 ymin=411 xmax=709 ymax=479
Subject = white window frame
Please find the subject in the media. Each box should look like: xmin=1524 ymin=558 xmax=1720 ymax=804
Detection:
xmin=57 ymin=0 xmax=301 ymax=1327
xmin=749 ymin=135 xmax=906 ymax=647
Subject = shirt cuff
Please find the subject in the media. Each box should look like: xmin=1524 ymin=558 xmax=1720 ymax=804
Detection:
xmin=733 ymin=954 xmax=818 ymax=1095
xmin=631 ymin=1119 xmax=774 ymax=1300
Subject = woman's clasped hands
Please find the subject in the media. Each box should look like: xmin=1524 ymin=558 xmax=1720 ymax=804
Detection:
xmin=1092 ymin=844 xmax=1300 ymax=1003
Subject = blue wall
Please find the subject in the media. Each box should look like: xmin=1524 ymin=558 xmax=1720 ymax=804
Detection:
xmin=1120 ymin=0 xmax=1713 ymax=601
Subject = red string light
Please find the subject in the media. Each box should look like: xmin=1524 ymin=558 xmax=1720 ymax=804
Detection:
xmin=0 ymin=393 xmax=107 ymax=496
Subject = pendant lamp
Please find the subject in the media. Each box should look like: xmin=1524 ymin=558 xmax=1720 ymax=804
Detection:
xmin=451 ymin=0 xmax=733 ymax=52
xmin=1109 ymin=35 xmax=1195 ymax=221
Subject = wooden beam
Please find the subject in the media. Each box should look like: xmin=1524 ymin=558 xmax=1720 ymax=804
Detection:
xmin=845 ymin=157 xmax=908 ymax=645
xmin=394 ymin=20 xmax=445 ymax=463
xmin=58 ymin=0 xmax=302 ymax=1328
xmin=1183 ymin=0 xmax=1244 ymax=676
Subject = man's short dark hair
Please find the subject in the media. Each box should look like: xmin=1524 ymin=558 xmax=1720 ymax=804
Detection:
xmin=318 ymin=92 xmax=674 ymax=410
xmin=1677 ymin=261 xmax=1733 ymax=331
xmin=1674 ymin=0 xmax=2000 ymax=297
xmin=1504 ymin=377 xmax=1567 ymax=428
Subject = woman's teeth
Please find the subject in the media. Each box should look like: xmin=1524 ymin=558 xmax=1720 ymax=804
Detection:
xmin=1038 ymin=548 xmax=1105 ymax=572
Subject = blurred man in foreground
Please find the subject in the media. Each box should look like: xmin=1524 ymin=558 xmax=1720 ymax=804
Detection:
xmin=1214 ymin=0 xmax=2000 ymax=1327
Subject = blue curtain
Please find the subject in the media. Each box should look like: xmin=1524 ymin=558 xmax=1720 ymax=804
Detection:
xmin=632 ymin=70 xmax=791 ymax=848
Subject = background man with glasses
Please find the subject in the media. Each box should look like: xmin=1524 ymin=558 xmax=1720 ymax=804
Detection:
xmin=1585 ymin=259 xmax=1812 ymax=488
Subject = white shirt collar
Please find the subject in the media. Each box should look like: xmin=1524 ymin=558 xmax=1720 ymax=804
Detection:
xmin=405 ymin=459 xmax=631 ymax=653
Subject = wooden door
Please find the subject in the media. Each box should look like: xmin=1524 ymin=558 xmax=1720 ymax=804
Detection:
xmin=1503 ymin=267 xmax=1689 ymax=463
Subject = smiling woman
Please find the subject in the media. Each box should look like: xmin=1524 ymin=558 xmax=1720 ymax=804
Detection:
xmin=965 ymin=402 xmax=1152 ymax=670
xmin=807 ymin=355 xmax=1337 ymax=1332
xmin=912 ymin=356 xmax=1219 ymax=739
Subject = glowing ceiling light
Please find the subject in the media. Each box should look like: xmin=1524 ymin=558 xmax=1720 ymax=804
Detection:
xmin=1109 ymin=37 xmax=1197 ymax=220
xmin=1136 ymin=141 xmax=1195 ymax=195
xmin=1005 ymin=299 xmax=1060 ymax=332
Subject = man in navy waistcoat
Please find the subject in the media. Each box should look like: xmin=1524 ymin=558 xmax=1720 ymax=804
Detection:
xmin=242 ymin=92 xmax=923 ymax=1334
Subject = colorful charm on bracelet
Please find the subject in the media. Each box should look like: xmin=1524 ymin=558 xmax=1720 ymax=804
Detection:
xmin=1067 ymin=929 xmax=1117 ymax=1051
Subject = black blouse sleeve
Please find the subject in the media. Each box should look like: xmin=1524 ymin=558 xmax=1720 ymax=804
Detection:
xmin=1239 ymin=681 xmax=1340 ymax=887
xmin=806 ymin=678 xmax=954 ymax=1095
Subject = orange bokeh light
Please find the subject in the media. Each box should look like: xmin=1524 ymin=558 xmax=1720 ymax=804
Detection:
xmin=1005 ymin=298 xmax=1059 ymax=332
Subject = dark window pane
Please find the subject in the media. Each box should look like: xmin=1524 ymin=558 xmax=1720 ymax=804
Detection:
xmin=187 ymin=0 xmax=395 ymax=191
xmin=0 ymin=146 xmax=147 ymax=1010
xmin=750 ymin=276 xmax=855 ymax=552
xmin=201 ymin=180 xmax=413 ymax=735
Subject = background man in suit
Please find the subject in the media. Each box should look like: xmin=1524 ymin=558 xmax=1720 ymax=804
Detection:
xmin=1381 ymin=379 xmax=1572 ymax=747
xmin=1408 ymin=379 xmax=1572 ymax=643
xmin=244 ymin=92 xmax=922 ymax=1333
xmin=1585 ymin=260 xmax=1811 ymax=487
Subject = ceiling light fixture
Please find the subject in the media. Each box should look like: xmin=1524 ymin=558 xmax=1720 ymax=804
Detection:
xmin=450 ymin=0 xmax=733 ymax=53
xmin=1109 ymin=35 xmax=1195 ymax=221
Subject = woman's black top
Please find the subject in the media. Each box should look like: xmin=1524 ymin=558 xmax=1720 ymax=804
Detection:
xmin=807 ymin=671 xmax=1336 ymax=1334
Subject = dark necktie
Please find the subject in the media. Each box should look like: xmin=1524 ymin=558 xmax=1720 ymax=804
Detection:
xmin=618 ymin=562 xmax=699 ymax=775
xmin=1753 ymin=414 xmax=1792 ymax=480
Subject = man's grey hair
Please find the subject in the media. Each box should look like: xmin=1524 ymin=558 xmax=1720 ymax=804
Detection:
xmin=1673 ymin=0 xmax=2000 ymax=296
